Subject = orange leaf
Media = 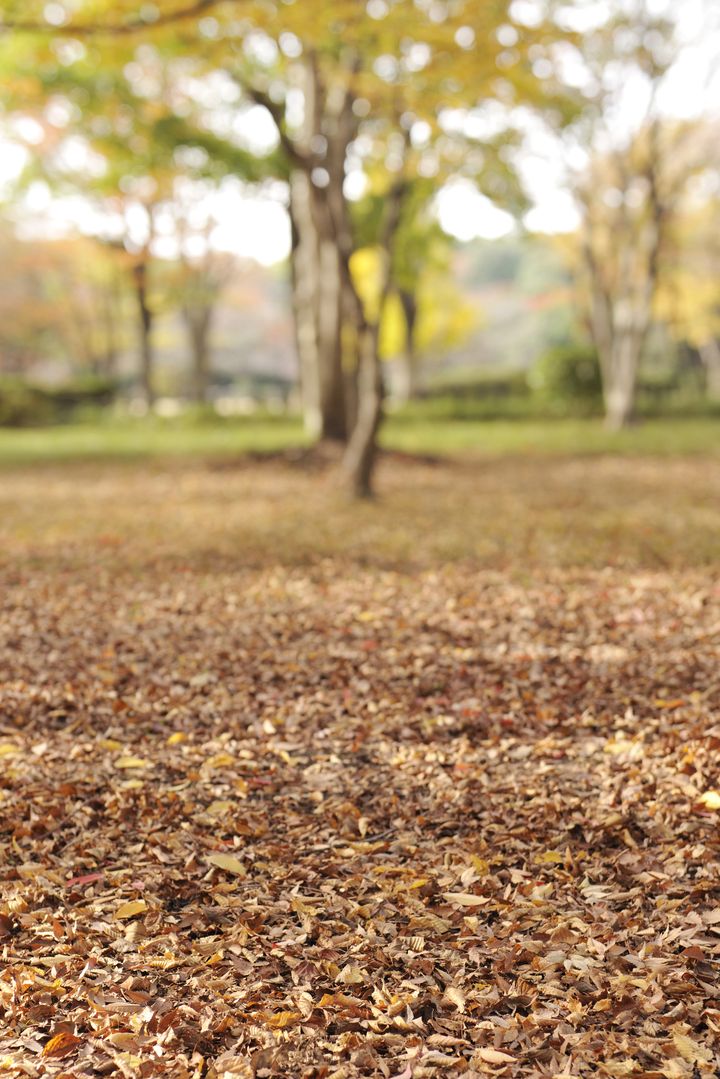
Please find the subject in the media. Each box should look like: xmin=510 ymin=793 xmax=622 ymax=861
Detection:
xmin=43 ymin=1032 xmax=82 ymax=1058
xmin=264 ymin=1010 xmax=301 ymax=1029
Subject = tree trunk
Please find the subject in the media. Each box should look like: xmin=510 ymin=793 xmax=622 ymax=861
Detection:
xmin=341 ymin=323 xmax=383 ymax=498
xmin=396 ymin=288 xmax=419 ymax=403
xmin=700 ymin=339 xmax=720 ymax=400
xmin=600 ymin=328 xmax=641 ymax=430
xmin=289 ymin=174 xmax=347 ymax=442
xmin=285 ymin=53 xmax=350 ymax=444
xmin=184 ymin=307 xmax=212 ymax=404
xmin=132 ymin=258 xmax=154 ymax=410
xmin=340 ymin=178 xmax=407 ymax=497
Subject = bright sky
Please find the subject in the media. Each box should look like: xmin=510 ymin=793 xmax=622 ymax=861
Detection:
xmin=2 ymin=0 xmax=718 ymax=262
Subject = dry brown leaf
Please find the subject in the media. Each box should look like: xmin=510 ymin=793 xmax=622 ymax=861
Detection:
xmin=475 ymin=1047 xmax=516 ymax=1064
xmin=442 ymin=892 xmax=488 ymax=906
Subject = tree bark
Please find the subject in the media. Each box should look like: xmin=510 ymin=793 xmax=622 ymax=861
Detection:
xmin=700 ymin=339 xmax=720 ymax=400
xmin=287 ymin=55 xmax=348 ymax=443
xmin=340 ymin=178 xmax=407 ymax=497
xmin=579 ymin=119 xmax=667 ymax=430
xmin=341 ymin=322 xmax=383 ymax=497
xmin=131 ymin=257 xmax=154 ymax=410
xmin=600 ymin=330 xmax=640 ymax=430
xmin=183 ymin=307 xmax=213 ymax=404
xmin=397 ymin=288 xmax=419 ymax=402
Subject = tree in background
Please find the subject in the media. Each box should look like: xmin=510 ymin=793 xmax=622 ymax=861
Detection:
xmin=542 ymin=1 xmax=718 ymax=428
xmin=0 ymin=226 xmax=130 ymax=377
xmin=655 ymin=181 xmax=720 ymax=400
xmin=0 ymin=34 xmax=274 ymax=407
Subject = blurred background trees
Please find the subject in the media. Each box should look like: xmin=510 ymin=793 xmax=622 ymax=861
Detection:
xmin=0 ymin=0 xmax=717 ymax=492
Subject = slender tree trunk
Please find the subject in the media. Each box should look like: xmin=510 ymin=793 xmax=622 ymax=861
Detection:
xmin=184 ymin=308 xmax=212 ymax=404
xmin=340 ymin=178 xmax=407 ymax=497
xmin=341 ymin=323 xmax=383 ymax=498
xmin=700 ymin=339 xmax=720 ymax=400
xmin=289 ymin=176 xmax=322 ymax=437
xmin=132 ymin=258 xmax=154 ymax=410
xmin=397 ymin=288 xmax=419 ymax=402
xmin=100 ymin=276 xmax=121 ymax=380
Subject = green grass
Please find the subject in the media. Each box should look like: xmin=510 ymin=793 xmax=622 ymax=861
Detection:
xmin=0 ymin=415 xmax=308 ymax=466
xmin=0 ymin=409 xmax=717 ymax=467
xmin=383 ymin=414 xmax=720 ymax=456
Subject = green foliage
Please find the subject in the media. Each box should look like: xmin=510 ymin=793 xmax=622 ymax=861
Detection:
xmin=529 ymin=343 xmax=603 ymax=412
xmin=44 ymin=375 xmax=117 ymax=416
xmin=0 ymin=376 xmax=117 ymax=427
xmin=0 ymin=378 xmax=54 ymax=427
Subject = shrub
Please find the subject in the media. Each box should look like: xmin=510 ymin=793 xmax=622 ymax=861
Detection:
xmin=529 ymin=344 xmax=602 ymax=412
xmin=44 ymin=375 xmax=117 ymax=416
xmin=0 ymin=378 xmax=53 ymax=427
xmin=0 ymin=375 xmax=118 ymax=426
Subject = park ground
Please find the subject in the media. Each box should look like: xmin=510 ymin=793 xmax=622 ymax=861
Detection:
xmin=1 ymin=421 xmax=719 ymax=1077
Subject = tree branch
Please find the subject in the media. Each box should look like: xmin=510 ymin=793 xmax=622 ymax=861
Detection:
xmin=0 ymin=0 xmax=226 ymax=38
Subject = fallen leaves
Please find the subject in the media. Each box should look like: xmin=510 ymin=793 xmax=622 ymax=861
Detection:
xmin=42 ymin=1032 xmax=83 ymax=1057
xmin=206 ymin=852 xmax=247 ymax=876
xmin=442 ymin=891 xmax=489 ymax=906
xmin=114 ymin=899 xmax=148 ymax=920
xmin=697 ymin=789 xmax=720 ymax=810
xmin=0 ymin=458 xmax=719 ymax=1076
xmin=475 ymin=1047 xmax=516 ymax=1064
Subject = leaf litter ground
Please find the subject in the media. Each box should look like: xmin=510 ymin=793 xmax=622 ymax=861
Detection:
xmin=0 ymin=454 xmax=719 ymax=1078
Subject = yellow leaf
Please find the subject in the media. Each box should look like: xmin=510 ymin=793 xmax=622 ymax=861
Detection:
xmin=167 ymin=732 xmax=187 ymax=746
xmin=442 ymin=892 xmax=488 ymax=906
xmin=207 ymin=853 xmax=246 ymax=877
xmin=470 ymin=855 xmax=490 ymax=875
xmin=106 ymin=1032 xmax=140 ymax=1050
xmin=698 ymin=790 xmax=720 ymax=810
xmin=672 ymin=1030 xmax=713 ymax=1064
xmin=206 ymin=800 xmax=234 ymax=818
xmin=204 ymin=752 xmax=235 ymax=769
xmin=475 ymin=1047 xmax=515 ymax=1064
xmin=115 ymin=756 xmax=152 ymax=770
xmin=0 ymin=744 xmax=19 ymax=758
xmin=99 ymin=739 xmax=123 ymax=751
xmin=535 ymin=850 xmax=564 ymax=865
xmin=114 ymin=900 xmax=148 ymax=920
